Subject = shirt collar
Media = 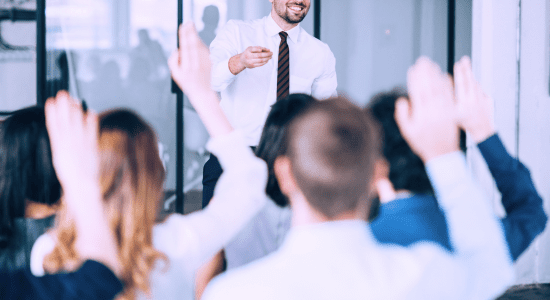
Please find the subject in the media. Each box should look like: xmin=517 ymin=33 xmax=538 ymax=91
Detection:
xmin=264 ymin=14 xmax=301 ymax=44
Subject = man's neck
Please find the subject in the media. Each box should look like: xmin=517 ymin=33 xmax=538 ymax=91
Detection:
xmin=270 ymin=10 xmax=299 ymax=32
xmin=289 ymin=194 xmax=364 ymax=227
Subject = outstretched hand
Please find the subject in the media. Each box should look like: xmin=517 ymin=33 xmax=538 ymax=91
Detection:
xmin=454 ymin=56 xmax=496 ymax=143
xmin=169 ymin=22 xmax=212 ymax=99
xmin=395 ymin=57 xmax=459 ymax=162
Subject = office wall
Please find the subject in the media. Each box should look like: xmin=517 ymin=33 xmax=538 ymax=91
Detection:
xmin=472 ymin=0 xmax=550 ymax=285
xmin=320 ymin=0 xmax=449 ymax=106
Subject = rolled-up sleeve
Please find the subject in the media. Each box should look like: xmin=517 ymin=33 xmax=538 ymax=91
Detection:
xmin=311 ymin=44 xmax=337 ymax=100
xmin=210 ymin=20 xmax=240 ymax=91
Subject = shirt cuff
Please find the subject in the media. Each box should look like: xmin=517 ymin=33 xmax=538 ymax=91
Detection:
xmin=206 ymin=130 xmax=254 ymax=170
xmin=424 ymin=151 xmax=469 ymax=204
xmin=212 ymin=57 xmax=236 ymax=89
xmin=477 ymin=134 xmax=509 ymax=166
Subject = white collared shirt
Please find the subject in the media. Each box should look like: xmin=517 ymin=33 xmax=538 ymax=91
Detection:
xmin=202 ymin=152 xmax=514 ymax=300
xmin=210 ymin=14 xmax=337 ymax=146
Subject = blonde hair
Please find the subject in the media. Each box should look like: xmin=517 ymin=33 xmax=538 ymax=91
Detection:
xmin=44 ymin=109 xmax=167 ymax=300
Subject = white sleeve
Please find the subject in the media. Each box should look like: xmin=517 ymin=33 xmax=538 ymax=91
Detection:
xmin=424 ymin=152 xmax=514 ymax=300
xmin=153 ymin=130 xmax=268 ymax=276
xmin=30 ymin=233 xmax=56 ymax=277
xmin=311 ymin=44 xmax=337 ymax=100
xmin=210 ymin=20 xmax=240 ymax=91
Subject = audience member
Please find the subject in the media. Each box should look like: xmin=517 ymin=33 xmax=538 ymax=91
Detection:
xmin=31 ymin=23 xmax=268 ymax=300
xmin=0 ymin=107 xmax=60 ymax=271
xmin=194 ymin=93 xmax=317 ymax=298
xmin=368 ymin=57 xmax=547 ymax=261
xmin=202 ymin=57 xmax=513 ymax=300
xmin=0 ymin=92 xmax=123 ymax=299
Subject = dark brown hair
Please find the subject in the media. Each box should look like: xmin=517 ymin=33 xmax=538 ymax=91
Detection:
xmin=286 ymin=97 xmax=381 ymax=219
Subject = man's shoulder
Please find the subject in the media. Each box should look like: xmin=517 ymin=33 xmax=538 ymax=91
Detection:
xmin=297 ymin=28 xmax=332 ymax=53
xmin=202 ymin=252 xmax=285 ymax=299
xmin=223 ymin=17 xmax=265 ymax=32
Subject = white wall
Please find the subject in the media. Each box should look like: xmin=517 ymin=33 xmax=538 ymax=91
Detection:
xmin=517 ymin=0 xmax=550 ymax=284
xmin=320 ymin=0 xmax=448 ymax=106
xmin=471 ymin=0 xmax=550 ymax=284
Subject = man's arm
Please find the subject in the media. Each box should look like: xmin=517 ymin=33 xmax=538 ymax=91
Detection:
xmin=454 ymin=57 xmax=547 ymax=261
xmin=396 ymin=57 xmax=513 ymax=300
xmin=478 ymin=134 xmax=547 ymax=260
xmin=0 ymin=261 xmax=123 ymax=300
xmin=210 ymin=21 xmax=272 ymax=91
xmin=311 ymin=44 xmax=337 ymax=99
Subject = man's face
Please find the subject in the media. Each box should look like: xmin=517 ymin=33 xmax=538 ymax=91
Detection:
xmin=271 ymin=0 xmax=311 ymax=24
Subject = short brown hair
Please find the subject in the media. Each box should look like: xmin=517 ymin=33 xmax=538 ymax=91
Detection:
xmin=286 ymin=97 xmax=380 ymax=219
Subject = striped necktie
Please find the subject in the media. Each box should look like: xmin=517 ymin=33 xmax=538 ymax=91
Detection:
xmin=277 ymin=31 xmax=290 ymax=101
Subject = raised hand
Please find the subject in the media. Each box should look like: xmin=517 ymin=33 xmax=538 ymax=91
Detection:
xmin=454 ymin=56 xmax=496 ymax=143
xmin=169 ymin=22 xmax=213 ymax=99
xmin=395 ymin=57 xmax=459 ymax=162
xmin=45 ymin=91 xmax=99 ymax=202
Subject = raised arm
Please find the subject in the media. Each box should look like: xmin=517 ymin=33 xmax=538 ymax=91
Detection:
xmin=396 ymin=57 xmax=513 ymax=300
xmin=454 ymin=57 xmax=548 ymax=261
xmin=166 ymin=23 xmax=268 ymax=274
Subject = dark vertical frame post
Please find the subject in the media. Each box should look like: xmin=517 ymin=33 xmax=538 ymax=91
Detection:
xmin=36 ymin=0 xmax=46 ymax=105
xmin=313 ymin=0 xmax=321 ymax=39
xmin=172 ymin=0 xmax=185 ymax=214
xmin=447 ymin=0 xmax=455 ymax=74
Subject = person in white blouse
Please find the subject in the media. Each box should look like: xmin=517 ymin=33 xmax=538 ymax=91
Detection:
xmin=31 ymin=23 xmax=269 ymax=300
xmin=202 ymin=0 xmax=337 ymax=208
xmin=201 ymin=58 xmax=514 ymax=300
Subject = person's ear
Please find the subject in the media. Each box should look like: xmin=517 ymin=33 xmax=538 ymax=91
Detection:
xmin=274 ymin=155 xmax=298 ymax=198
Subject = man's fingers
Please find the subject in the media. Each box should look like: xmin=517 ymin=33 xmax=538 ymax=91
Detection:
xmin=249 ymin=46 xmax=268 ymax=53
xmin=394 ymin=97 xmax=412 ymax=132
xmin=254 ymin=52 xmax=273 ymax=59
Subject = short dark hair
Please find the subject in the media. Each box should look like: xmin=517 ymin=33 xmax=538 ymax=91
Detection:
xmin=367 ymin=89 xmax=434 ymax=195
xmin=0 ymin=106 xmax=61 ymax=248
xmin=286 ymin=97 xmax=380 ymax=219
xmin=255 ymin=94 xmax=317 ymax=207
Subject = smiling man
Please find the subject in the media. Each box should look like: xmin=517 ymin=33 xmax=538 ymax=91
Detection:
xmin=202 ymin=0 xmax=337 ymax=208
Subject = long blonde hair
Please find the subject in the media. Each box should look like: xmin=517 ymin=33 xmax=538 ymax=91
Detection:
xmin=44 ymin=109 xmax=167 ymax=300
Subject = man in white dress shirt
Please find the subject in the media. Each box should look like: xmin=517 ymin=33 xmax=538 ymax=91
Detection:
xmin=201 ymin=58 xmax=513 ymax=300
xmin=202 ymin=0 xmax=337 ymax=207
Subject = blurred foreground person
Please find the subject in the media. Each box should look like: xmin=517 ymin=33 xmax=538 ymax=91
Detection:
xmin=32 ymin=23 xmax=268 ymax=300
xmin=0 ymin=107 xmax=60 ymax=271
xmin=202 ymin=58 xmax=514 ymax=300
xmin=1 ymin=93 xmax=123 ymax=299
xmin=368 ymin=57 xmax=547 ymax=261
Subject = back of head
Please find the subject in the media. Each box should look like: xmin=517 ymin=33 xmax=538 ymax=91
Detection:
xmin=45 ymin=109 xmax=166 ymax=300
xmin=0 ymin=106 xmax=60 ymax=248
xmin=256 ymin=93 xmax=317 ymax=207
xmin=286 ymin=97 xmax=380 ymax=219
xmin=367 ymin=89 xmax=433 ymax=195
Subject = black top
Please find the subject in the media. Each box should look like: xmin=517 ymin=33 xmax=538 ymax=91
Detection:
xmin=1 ymin=260 xmax=124 ymax=300
xmin=0 ymin=216 xmax=55 ymax=271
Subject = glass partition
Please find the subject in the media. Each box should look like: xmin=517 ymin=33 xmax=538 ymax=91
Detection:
xmin=0 ymin=0 xmax=37 ymax=113
xmin=45 ymin=0 xmax=179 ymax=210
